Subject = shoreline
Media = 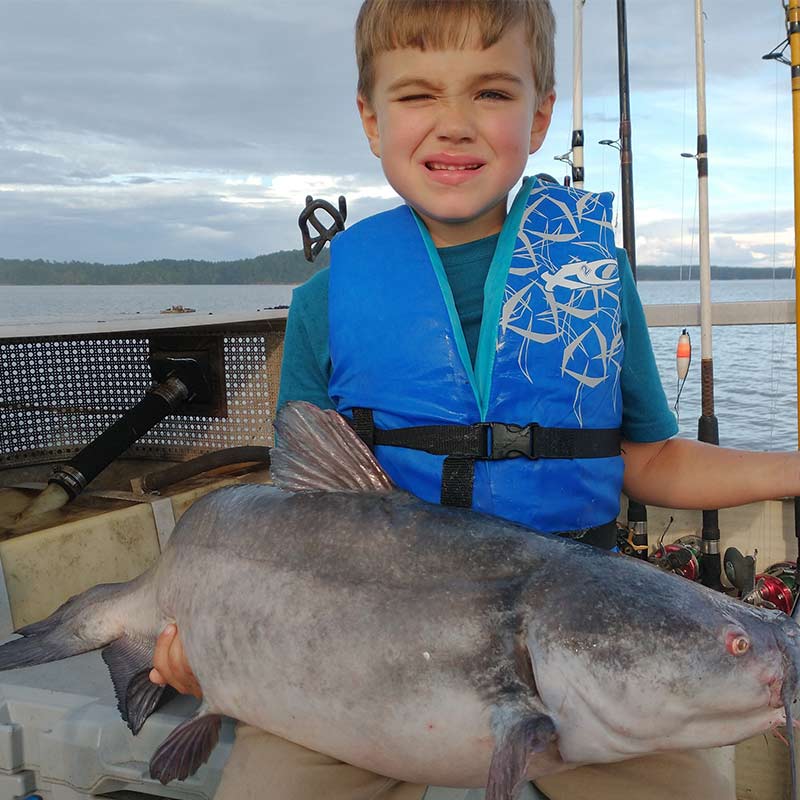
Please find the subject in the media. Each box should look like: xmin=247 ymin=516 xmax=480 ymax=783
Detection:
xmin=0 ymin=274 xmax=795 ymax=287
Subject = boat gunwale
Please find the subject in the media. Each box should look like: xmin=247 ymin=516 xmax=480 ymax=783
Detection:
xmin=0 ymin=308 xmax=289 ymax=341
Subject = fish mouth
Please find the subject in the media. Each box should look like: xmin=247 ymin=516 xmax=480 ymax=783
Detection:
xmin=768 ymin=676 xmax=785 ymax=709
xmin=777 ymin=621 xmax=800 ymax=800
xmin=779 ymin=625 xmax=800 ymax=709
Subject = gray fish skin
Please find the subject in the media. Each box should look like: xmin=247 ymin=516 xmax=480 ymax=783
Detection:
xmin=0 ymin=402 xmax=798 ymax=796
xmin=154 ymin=486 xmax=562 ymax=786
xmin=148 ymin=485 xmax=797 ymax=786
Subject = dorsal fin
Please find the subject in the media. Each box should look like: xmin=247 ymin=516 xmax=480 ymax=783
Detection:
xmin=271 ymin=402 xmax=394 ymax=493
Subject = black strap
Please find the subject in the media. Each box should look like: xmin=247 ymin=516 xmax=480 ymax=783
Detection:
xmin=441 ymin=457 xmax=475 ymax=508
xmin=351 ymin=408 xmax=376 ymax=449
xmin=351 ymin=412 xmax=621 ymax=461
xmin=350 ymin=408 xmax=621 ymax=513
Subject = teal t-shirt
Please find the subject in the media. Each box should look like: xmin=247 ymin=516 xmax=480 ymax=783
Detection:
xmin=277 ymin=236 xmax=678 ymax=443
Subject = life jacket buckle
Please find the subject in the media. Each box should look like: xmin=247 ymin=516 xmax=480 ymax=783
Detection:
xmin=488 ymin=422 xmax=539 ymax=460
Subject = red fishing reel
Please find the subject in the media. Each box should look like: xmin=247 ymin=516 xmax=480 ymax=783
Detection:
xmin=751 ymin=562 xmax=797 ymax=615
xmin=651 ymin=537 xmax=701 ymax=582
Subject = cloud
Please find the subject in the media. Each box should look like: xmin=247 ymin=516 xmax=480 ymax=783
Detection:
xmin=572 ymin=0 xmax=787 ymax=95
xmin=0 ymin=0 xmax=792 ymax=264
xmin=634 ymin=208 xmax=794 ymax=268
xmin=0 ymin=169 xmax=401 ymax=263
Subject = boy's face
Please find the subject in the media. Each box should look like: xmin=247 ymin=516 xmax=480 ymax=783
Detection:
xmin=358 ymin=22 xmax=554 ymax=247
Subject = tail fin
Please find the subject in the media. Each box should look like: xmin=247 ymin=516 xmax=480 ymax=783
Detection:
xmin=0 ymin=576 xmax=173 ymax=735
xmin=0 ymin=581 xmax=136 ymax=670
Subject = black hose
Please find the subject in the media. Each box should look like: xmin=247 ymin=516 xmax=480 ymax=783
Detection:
xmin=140 ymin=446 xmax=271 ymax=493
xmin=50 ymin=377 xmax=190 ymax=499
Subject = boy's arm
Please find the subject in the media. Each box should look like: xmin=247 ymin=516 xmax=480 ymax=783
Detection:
xmin=615 ymin=248 xmax=800 ymax=508
xmin=622 ymin=437 xmax=800 ymax=508
xmin=616 ymin=248 xmax=679 ymax=444
xmin=275 ymin=269 xmax=334 ymax=412
xmin=150 ymin=271 xmax=333 ymax=694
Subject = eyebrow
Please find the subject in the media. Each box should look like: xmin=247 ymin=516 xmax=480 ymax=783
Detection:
xmin=472 ymin=72 xmax=524 ymax=86
xmin=386 ymin=77 xmax=443 ymax=94
xmin=386 ymin=72 xmax=523 ymax=94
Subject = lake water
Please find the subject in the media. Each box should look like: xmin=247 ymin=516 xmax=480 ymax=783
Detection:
xmin=0 ymin=279 xmax=797 ymax=452
xmin=0 ymin=284 xmax=295 ymax=323
xmin=638 ymin=279 xmax=797 ymax=453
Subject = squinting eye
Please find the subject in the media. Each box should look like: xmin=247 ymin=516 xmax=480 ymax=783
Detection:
xmin=726 ymin=631 xmax=751 ymax=656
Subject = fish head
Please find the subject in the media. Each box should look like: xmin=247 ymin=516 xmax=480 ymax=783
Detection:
xmin=524 ymin=554 xmax=800 ymax=766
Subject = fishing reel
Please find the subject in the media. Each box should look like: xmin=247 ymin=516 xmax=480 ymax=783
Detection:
xmin=748 ymin=562 xmax=797 ymax=614
xmin=650 ymin=536 xmax=702 ymax=582
xmin=724 ymin=547 xmax=798 ymax=614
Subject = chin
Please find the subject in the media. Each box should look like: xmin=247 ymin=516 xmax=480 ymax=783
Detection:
xmin=425 ymin=205 xmax=502 ymax=227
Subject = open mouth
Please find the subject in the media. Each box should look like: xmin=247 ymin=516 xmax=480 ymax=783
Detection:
xmin=425 ymin=162 xmax=484 ymax=172
xmin=769 ymin=675 xmax=785 ymax=708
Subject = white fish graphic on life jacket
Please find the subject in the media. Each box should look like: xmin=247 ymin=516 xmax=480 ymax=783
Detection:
xmin=541 ymin=257 xmax=618 ymax=293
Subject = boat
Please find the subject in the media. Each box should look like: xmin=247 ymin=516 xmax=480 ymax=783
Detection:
xmin=3 ymin=304 xmax=800 ymax=800
xmin=0 ymin=310 xmax=286 ymax=799
xmin=1 ymin=5 xmax=799 ymax=800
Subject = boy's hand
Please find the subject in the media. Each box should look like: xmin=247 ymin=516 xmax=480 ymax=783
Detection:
xmin=149 ymin=623 xmax=202 ymax=699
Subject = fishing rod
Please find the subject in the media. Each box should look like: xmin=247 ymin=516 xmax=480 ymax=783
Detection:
xmin=787 ymin=0 xmax=800 ymax=615
xmin=571 ymin=0 xmax=585 ymax=188
xmin=615 ymin=0 xmax=636 ymax=277
xmin=657 ymin=6 xmax=800 ymax=608
xmin=604 ymin=0 xmax=649 ymax=559
xmin=689 ymin=0 xmax=722 ymax=590
xmin=763 ymin=0 xmax=800 ymax=611
xmin=555 ymin=0 xmax=586 ymax=187
xmin=563 ymin=0 xmax=648 ymax=557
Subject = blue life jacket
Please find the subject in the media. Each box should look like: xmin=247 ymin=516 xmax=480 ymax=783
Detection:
xmin=328 ymin=177 xmax=624 ymax=534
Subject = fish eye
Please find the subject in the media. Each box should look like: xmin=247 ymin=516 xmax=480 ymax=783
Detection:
xmin=726 ymin=632 xmax=751 ymax=656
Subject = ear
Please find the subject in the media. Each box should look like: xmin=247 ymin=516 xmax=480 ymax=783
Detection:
xmin=357 ymin=93 xmax=382 ymax=159
xmin=529 ymin=91 xmax=556 ymax=155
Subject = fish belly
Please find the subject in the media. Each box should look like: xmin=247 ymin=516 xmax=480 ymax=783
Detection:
xmin=160 ymin=545 xmax=501 ymax=786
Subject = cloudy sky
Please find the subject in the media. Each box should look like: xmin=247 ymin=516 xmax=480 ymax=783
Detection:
xmin=0 ymin=0 xmax=793 ymax=267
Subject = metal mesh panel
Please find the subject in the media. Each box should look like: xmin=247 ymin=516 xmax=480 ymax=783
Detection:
xmin=0 ymin=318 xmax=285 ymax=469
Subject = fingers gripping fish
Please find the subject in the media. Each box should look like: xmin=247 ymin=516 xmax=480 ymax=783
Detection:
xmin=0 ymin=402 xmax=798 ymax=800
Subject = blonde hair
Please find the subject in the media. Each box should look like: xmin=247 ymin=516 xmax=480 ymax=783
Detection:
xmin=355 ymin=0 xmax=556 ymax=103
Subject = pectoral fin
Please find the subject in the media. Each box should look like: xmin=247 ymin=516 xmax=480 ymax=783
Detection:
xmin=149 ymin=707 xmax=223 ymax=784
xmin=487 ymin=706 xmax=557 ymax=800
xmin=101 ymin=634 xmax=176 ymax=734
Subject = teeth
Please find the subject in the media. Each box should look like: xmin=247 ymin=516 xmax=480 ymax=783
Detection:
xmin=427 ymin=163 xmax=481 ymax=171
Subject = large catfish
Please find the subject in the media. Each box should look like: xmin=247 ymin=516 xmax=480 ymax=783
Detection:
xmin=0 ymin=402 xmax=798 ymax=799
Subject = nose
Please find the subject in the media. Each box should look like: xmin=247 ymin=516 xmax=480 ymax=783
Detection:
xmin=434 ymin=99 xmax=477 ymax=143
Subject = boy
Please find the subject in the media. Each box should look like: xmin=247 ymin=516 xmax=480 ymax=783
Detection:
xmin=152 ymin=2 xmax=800 ymax=798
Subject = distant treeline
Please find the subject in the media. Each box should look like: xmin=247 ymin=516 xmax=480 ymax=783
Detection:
xmin=0 ymin=248 xmax=328 ymax=285
xmin=636 ymin=265 xmax=795 ymax=281
xmin=0 ymin=252 xmax=792 ymax=285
